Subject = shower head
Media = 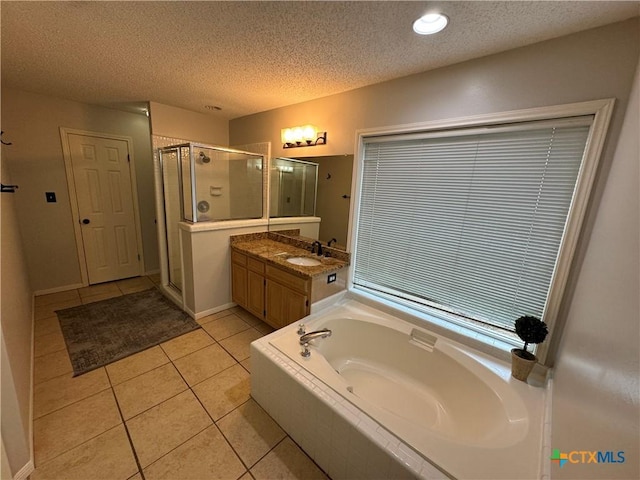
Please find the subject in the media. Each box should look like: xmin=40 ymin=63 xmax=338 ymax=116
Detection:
xmin=199 ymin=151 xmax=211 ymax=164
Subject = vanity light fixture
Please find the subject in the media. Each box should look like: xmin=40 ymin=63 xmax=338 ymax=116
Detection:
xmin=281 ymin=125 xmax=327 ymax=149
xmin=413 ymin=13 xmax=448 ymax=35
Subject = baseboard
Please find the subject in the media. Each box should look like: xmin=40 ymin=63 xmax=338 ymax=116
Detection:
xmin=33 ymin=283 xmax=84 ymax=296
xmin=144 ymin=268 xmax=160 ymax=276
xmin=13 ymin=460 xmax=34 ymax=480
xmin=194 ymin=302 xmax=236 ymax=320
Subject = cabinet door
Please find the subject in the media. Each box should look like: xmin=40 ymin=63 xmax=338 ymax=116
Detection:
xmin=247 ymin=270 xmax=265 ymax=319
xmin=265 ymin=280 xmax=285 ymax=328
xmin=266 ymin=280 xmax=308 ymax=329
xmin=283 ymin=287 xmax=308 ymax=325
xmin=231 ymin=263 xmax=248 ymax=308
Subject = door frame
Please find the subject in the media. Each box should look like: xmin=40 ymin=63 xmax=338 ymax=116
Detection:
xmin=60 ymin=127 xmax=145 ymax=286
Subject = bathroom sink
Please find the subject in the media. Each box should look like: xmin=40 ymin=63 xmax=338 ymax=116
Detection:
xmin=286 ymin=257 xmax=322 ymax=266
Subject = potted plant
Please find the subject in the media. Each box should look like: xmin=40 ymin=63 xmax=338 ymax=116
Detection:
xmin=511 ymin=315 xmax=548 ymax=382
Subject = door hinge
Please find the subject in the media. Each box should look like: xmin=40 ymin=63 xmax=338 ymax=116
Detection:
xmin=137 ymin=254 xmax=140 ymax=261
xmin=127 ymin=154 xmax=131 ymax=163
xmin=263 ymin=279 xmax=266 ymax=286
xmin=306 ymin=299 xmax=309 ymax=307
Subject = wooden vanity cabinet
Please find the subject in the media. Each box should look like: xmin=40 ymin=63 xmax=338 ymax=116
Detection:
xmin=231 ymin=250 xmax=310 ymax=328
xmin=231 ymin=251 xmax=248 ymax=307
xmin=265 ymin=265 xmax=309 ymax=329
xmin=246 ymin=258 xmax=266 ymax=319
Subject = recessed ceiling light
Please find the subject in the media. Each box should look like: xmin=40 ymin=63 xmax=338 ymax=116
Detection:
xmin=413 ymin=13 xmax=448 ymax=35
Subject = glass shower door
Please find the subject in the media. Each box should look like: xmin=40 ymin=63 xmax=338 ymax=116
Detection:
xmin=160 ymin=148 xmax=183 ymax=292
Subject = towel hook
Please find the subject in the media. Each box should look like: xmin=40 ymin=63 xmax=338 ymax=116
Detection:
xmin=1 ymin=184 xmax=19 ymax=193
xmin=1 ymin=131 xmax=12 ymax=146
xmin=1 ymin=131 xmax=18 ymax=192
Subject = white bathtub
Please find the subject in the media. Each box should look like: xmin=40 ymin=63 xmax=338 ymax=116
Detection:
xmin=251 ymin=293 xmax=549 ymax=479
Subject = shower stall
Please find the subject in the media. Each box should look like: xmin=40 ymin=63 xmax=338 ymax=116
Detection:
xmin=157 ymin=143 xmax=264 ymax=293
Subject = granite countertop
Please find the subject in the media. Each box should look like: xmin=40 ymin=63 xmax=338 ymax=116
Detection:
xmin=231 ymin=238 xmax=348 ymax=278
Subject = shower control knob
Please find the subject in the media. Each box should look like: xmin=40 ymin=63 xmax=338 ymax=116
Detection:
xmin=81 ymin=218 xmax=90 ymax=225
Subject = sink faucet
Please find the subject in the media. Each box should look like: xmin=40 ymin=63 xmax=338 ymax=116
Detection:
xmin=299 ymin=328 xmax=332 ymax=357
xmin=311 ymin=240 xmax=323 ymax=256
xmin=327 ymin=238 xmax=337 ymax=247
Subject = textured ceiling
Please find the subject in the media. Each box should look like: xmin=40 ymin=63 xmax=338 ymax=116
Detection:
xmin=1 ymin=1 xmax=638 ymax=120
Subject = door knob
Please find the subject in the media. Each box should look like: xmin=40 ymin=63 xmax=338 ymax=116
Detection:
xmin=81 ymin=218 xmax=90 ymax=225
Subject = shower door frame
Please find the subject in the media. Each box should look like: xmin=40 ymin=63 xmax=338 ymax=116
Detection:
xmin=157 ymin=145 xmax=189 ymax=295
xmin=157 ymin=142 xmax=267 ymax=302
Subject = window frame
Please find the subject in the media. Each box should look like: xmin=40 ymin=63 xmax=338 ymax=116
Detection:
xmin=347 ymin=99 xmax=615 ymax=365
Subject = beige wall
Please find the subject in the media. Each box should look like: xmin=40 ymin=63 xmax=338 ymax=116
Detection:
xmin=311 ymin=155 xmax=353 ymax=247
xmin=230 ymin=19 xmax=638 ymax=159
xmin=1 ymin=88 xmax=158 ymax=292
xmin=1 ymin=159 xmax=34 ymax=476
xmin=551 ymin=60 xmax=639 ymax=480
xmin=230 ymin=18 xmax=640 ymax=479
xmin=148 ymin=101 xmax=228 ymax=146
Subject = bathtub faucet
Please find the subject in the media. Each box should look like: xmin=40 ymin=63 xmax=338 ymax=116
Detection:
xmin=300 ymin=328 xmax=332 ymax=344
xmin=299 ymin=328 xmax=332 ymax=357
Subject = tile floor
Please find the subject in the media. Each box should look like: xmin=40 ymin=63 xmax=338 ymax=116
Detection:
xmin=31 ymin=275 xmax=329 ymax=480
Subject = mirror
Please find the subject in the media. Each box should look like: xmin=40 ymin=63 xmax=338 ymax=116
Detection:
xmin=270 ymin=157 xmax=318 ymax=218
xmin=269 ymin=154 xmax=354 ymax=251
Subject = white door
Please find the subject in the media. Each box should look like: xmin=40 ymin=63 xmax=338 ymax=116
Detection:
xmin=68 ymin=133 xmax=141 ymax=284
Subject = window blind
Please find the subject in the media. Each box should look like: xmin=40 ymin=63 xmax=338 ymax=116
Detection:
xmin=354 ymin=117 xmax=593 ymax=334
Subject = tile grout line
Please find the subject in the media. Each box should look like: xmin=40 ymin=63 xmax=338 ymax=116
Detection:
xmin=215 ymin=328 xmax=263 ymax=364
xmin=33 ymin=289 xmax=287 ymax=479
xmin=286 ymin=435 xmax=331 ymax=479
xmin=176 ymin=359 xmax=281 ymax=478
xmin=109 ymin=374 xmax=148 ymax=480
xmin=32 ymin=381 xmax=112 ymax=421
xmin=107 ymin=326 xmax=242 ymax=421
xmin=215 ymin=397 xmax=275 ymax=474
xmin=105 ymin=355 xmax=172 ymax=388
xmin=195 ymin=316 xmax=290 ymax=476
xmin=164 ymin=325 xmax=272 ymax=478
xmin=32 ymin=286 xmax=116 ymax=470
xmin=138 ymin=423 xmax=213 ymax=476
xmin=159 ymin=332 xmax=221 ymax=363
xmin=30 ymin=278 xmax=156 ymax=474
xmin=33 ymin=368 xmax=75 ymax=388
xmin=33 ymin=424 xmax=126 ymax=471
xmin=226 ymin=309 xmax=328 ymax=478
xmin=108 ymin=364 xmax=189 ymax=421
xmin=33 ymin=344 xmax=69 ymax=359
xmin=164 ymin=382 xmax=255 ymax=470
xmin=137 ymin=346 xmax=251 ymax=479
